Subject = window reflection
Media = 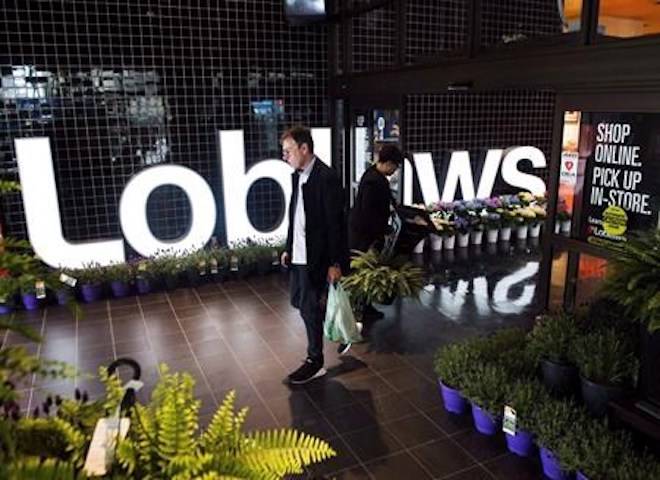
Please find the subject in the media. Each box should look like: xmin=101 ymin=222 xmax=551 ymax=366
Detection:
xmin=549 ymin=250 xmax=568 ymax=310
xmin=575 ymin=254 xmax=608 ymax=307
xmin=598 ymin=0 xmax=660 ymax=38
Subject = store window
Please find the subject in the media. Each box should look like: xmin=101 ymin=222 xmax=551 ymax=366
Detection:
xmin=575 ymin=254 xmax=609 ymax=307
xmin=549 ymin=249 xmax=569 ymax=310
xmin=598 ymin=0 xmax=660 ymax=38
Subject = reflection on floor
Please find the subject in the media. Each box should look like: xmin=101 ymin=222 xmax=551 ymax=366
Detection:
xmin=3 ymin=240 xmax=544 ymax=479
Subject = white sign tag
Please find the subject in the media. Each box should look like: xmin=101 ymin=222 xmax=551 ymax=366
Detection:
xmin=83 ymin=417 xmax=130 ymax=476
xmin=502 ymin=405 xmax=517 ymax=435
xmin=59 ymin=272 xmax=77 ymax=287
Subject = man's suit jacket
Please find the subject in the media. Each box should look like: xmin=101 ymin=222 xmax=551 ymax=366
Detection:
xmin=286 ymin=158 xmax=347 ymax=287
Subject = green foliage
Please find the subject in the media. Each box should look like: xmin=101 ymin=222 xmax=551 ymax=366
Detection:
xmin=533 ymin=397 xmax=589 ymax=453
xmin=0 ymin=276 xmax=18 ymax=303
xmin=462 ymin=362 xmax=510 ymax=417
xmin=503 ymin=379 xmax=550 ymax=433
xmin=602 ymin=229 xmax=660 ymax=332
xmin=573 ymin=328 xmax=638 ymax=386
xmin=341 ymin=249 xmax=425 ymax=306
xmin=149 ymin=251 xmax=185 ymax=278
xmin=3 ymin=457 xmax=87 ymax=480
xmin=0 ymin=179 xmax=20 ymax=194
xmin=526 ymin=311 xmax=582 ymax=364
xmin=15 ymin=417 xmax=87 ymax=465
xmin=70 ymin=263 xmax=107 ymax=285
xmin=557 ymin=419 xmax=632 ymax=478
xmin=610 ymin=450 xmax=660 ymax=480
xmin=116 ymin=366 xmax=336 ymax=479
xmin=433 ymin=341 xmax=483 ymax=390
xmin=104 ymin=263 xmax=134 ymax=283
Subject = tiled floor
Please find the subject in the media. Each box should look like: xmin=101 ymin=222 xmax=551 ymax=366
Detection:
xmin=3 ymin=241 xmax=545 ymax=479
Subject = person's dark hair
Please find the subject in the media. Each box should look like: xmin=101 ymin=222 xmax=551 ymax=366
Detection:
xmin=281 ymin=125 xmax=314 ymax=153
xmin=377 ymin=144 xmax=404 ymax=165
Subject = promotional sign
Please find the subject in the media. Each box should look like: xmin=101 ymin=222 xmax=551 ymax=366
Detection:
xmin=580 ymin=113 xmax=660 ymax=248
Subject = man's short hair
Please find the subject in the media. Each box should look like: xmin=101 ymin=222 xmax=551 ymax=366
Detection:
xmin=281 ymin=126 xmax=314 ymax=153
xmin=377 ymin=144 xmax=404 ymax=165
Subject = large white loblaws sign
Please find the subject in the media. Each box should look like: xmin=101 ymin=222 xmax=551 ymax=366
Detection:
xmin=14 ymin=129 xmax=331 ymax=269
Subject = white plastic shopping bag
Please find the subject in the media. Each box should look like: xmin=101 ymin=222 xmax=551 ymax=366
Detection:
xmin=324 ymin=283 xmax=363 ymax=344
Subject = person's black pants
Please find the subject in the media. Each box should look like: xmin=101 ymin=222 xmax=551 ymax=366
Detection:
xmin=290 ymin=265 xmax=326 ymax=365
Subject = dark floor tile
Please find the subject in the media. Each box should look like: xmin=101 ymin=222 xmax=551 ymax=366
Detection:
xmin=359 ymin=352 xmax=407 ymax=373
xmin=323 ymin=402 xmax=377 ymax=434
xmin=342 ymin=425 xmax=404 ymax=462
xmin=445 ymin=466 xmax=494 ymax=480
xmin=384 ymin=412 xmax=446 ymax=448
xmin=410 ymin=438 xmax=476 ymax=478
xmin=287 ymin=413 xmax=337 ymax=439
xmin=242 ymin=403 xmax=279 ymax=431
xmin=400 ymin=380 xmax=445 ymax=412
xmin=364 ymin=452 xmax=432 ymax=480
xmin=380 ymin=367 xmax=434 ymax=393
xmin=484 ymin=453 xmax=545 ymax=480
xmin=244 ymin=358 xmax=288 ymax=384
xmin=424 ymin=406 xmax=474 ymax=436
xmin=267 ymin=391 xmax=319 ymax=424
xmin=355 ymin=391 xmax=416 ymax=422
xmin=253 ymin=376 xmax=303 ymax=400
xmin=340 ymin=372 xmax=396 ymax=399
xmin=306 ymin=380 xmax=361 ymax=411
xmin=452 ymin=429 xmax=508 ymax=463
xmin=307 ymin=437 xmax=360 ymax=477
xmin=206 ymin=368 xmax=252 ymax=395
xmin=115 ymin=338 xmax=151 ymax=356
xmin=190 ymin=338 xmax=232 ymax=359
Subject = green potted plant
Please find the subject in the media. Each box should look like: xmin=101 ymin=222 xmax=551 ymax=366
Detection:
xmin=132 ymin=258 xmax=155 ymax=294
xmin=209 ymin=247 xmax=230 ymax=282
xmin=573 ymin=328 xmax=638 ymax=417
xmin=72 ymin=263 xmax=107 ymax=303
xmin=180 ymin=249 xmax=207 ymax=287
xmin=0 ymin=277 xmax=18 ymax=314
xmin=503 ymin=379 xmax=549 ymax=457
xmin=150 ymin=251 xmax=184 ymax=290
xmin=433 ymin=340 xmax=483 ymax=415
xmin=341 ymin=249 xmax=425 ymax=309
xmin=105 ymin=262 xmax=134 ymax=298
xmin=462 ymin=362 xmax=509 ymax=436
xmin=534 ymin=398 xmax=589 ymax=480
xmin=557 ymin=419 xmax=631 ymax=480
xmin=610 ymin=450 xmax=660 ymax=480
xmin=18 ymin=273 xmax=43 ymax=311
xmin=527 ymin=311 xmax=582 ymax=396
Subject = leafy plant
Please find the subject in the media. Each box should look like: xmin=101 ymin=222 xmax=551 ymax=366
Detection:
xmin=461 ymin=362 xmax=510 ymax=417
xmin=116 ymin=365 xmax=335 ymax=479
xmin=602 ymin=229 xmax=660 ymax=332
xmin=4 ymin=457 xmax=88 ymax=480
xmin=104 ymin=263 xmax=134 ymax=283
xmin=71 ymin=263 xmax=107 ymax=285
xmin=503 ymin=379 xmax=550 ymax=433
xmin=573 ymin=328 xmax=638 ymax=386
xmin=611 ymin=450 xmax=660 ymax=480
xmin=534 ymin=397 xmax=589 ymax=453
xmin=0 ymin=277 xmax=18 ymax=304
xmin=557 ymin=419 xmax=632 ymax=478
xmin=341 ymin=249 xmax=425 ymax=306
xmin=526 ymin=311 xmax=582 ymax=364
xmin=433 ymin=341 xmax=483 ymax=390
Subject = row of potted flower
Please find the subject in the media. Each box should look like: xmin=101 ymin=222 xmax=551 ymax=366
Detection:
xmin=413 ymin=192 xmax=548 ymax=252
xmin=433 ymin=317 xmax=654 ymax=480
xmin=0 ymin=241 xmax=285 ymax=312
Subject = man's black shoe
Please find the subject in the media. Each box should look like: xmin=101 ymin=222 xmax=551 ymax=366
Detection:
xmin=287 ymin=358 xmax=326 ymax=385
xmin=363 ymin=304 xmax=384 ymax=319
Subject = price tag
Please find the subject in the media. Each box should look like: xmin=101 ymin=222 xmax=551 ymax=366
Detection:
xmin=83 ymin=417 xmax=130 ymax=476
xmin=35 ymin=280 xmax=46 ymax=299
xmin=210 ymin=258 xmax=219 ymax=274
xmin=138 ymin=262 xmax=147 ymax=272
xmin=59 ymin=273 xmax=77 ymax=287
xmin=502 ymin=405 xmax=517 ymax=436
xmin=230 ymin=255 xmax=239 ymax=272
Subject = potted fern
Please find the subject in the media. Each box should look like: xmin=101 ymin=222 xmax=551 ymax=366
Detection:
xmin=573 ymin=328 xmax=638 ymax=417
xmin=341 ymin=249 xmax=425 ymax=309
xmin=527 ymin=312 xmax=582 ymax=397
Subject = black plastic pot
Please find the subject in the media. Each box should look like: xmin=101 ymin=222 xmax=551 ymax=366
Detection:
xmin=580 ymin=376 xmax=626 ymax=417
xmin=540 ymin=358 xmax=579 ymax=397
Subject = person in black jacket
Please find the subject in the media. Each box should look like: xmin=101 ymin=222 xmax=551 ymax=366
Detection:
xmin=348 ymin=144 xmax=403 ymax=318
xmin=349 ymin=144 xmax=403 ymax=251
xmin=280 ymin=126 xmax=347 ymax=384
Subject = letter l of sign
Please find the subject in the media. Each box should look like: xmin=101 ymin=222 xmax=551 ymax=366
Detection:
xmin=14 ymin=137 xmax=125 ymax=269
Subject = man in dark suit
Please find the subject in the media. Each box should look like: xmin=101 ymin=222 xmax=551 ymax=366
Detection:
xmin=280 ymin=126 xmax=346 ymax=384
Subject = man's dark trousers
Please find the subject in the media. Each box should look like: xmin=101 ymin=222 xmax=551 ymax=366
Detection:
xmin=290 ymin=265 xmax=325 ymax=365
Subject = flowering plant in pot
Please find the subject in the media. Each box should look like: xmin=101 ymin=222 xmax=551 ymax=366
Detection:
xmin=572 ymin=328 xmax=638 ymax=417
xmin=150 ymin=251 xmax=184 ymax=290
xmin=72 ymin=263 xmax=106 ymax=303
xmin=433 ymin=340 xmax=483 ymax=415
xmin=557 ymin=419 xmax=632 ymax=480
xmin=461 ymin=362 xmax=509 ymax=436
xmin=534 ymin=398 xmax=589 ymax=480
xmin=105 ymin=262 xmax=134 ymax=298
xmin=483 ymin=212 xmax=501 ymax=243
xmin=180 ymin=249 xmax=208 ymax=287
xmin=526 ymin=311 xmax=582 ymax=397
xmin=453 ymin=216 xmax=471 ymax=248
xmin=130 ymin=258 xmax=155 ymax=294
xmin=502 ymin=379 xmax=549 ymax=457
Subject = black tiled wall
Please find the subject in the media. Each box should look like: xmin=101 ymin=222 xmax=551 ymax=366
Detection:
xmin=1 ymin=0 xmax=329 ymax=244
